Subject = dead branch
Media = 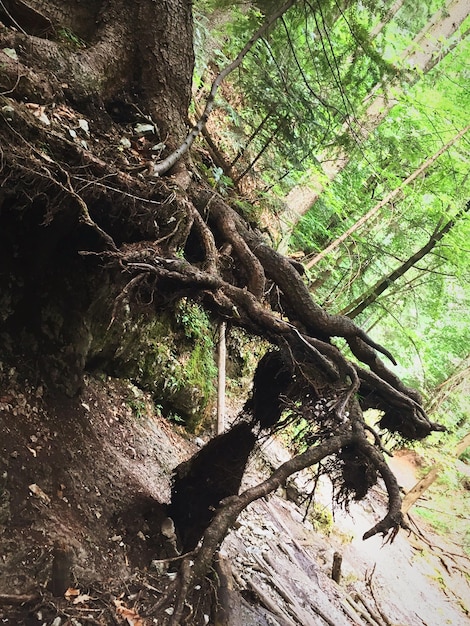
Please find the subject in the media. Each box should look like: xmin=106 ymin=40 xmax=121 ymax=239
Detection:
xmin=346 ymin=595 xmax=383 ymax=626
xmin=355 ymin=593 xmax=387 ymax=626
xmin=0 ymin=593 xmax=40 ymax=604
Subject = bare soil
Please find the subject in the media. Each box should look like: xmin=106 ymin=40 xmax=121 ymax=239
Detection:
xmin=1 ymin=370 xmax=469 ymax=625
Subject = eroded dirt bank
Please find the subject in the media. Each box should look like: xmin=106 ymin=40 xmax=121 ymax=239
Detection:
xmin=0 ymin=370 xmax=468 ymax=625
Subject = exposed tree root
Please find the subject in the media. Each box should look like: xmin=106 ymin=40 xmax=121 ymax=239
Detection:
xmin=0 ymin=27 xmax=444 ymax=619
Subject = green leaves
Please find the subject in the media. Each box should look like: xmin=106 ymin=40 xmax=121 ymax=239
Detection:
xmin=193 ymin=1 xmax=469 ymax=445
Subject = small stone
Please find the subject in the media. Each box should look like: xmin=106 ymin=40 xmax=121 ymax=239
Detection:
xmin=1 ymin=105 xmax=15 ymax=120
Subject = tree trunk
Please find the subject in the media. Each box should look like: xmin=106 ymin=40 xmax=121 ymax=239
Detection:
xmin=369 ymin=0 xmax=406 ymax=39
xmin=278 ymin=0 xmax=470 ymax=248
xmin=5 ymin=0 xmax=194 ymax=141
xmin=426 ymin=357 xmax=470 ymax=414
xmin=402 ymin=432 xmax=470 ymax=514
xmin=402 ymin=0 xmax=469 ymax=72
xmin=340 ymin=200 xmax=470 ymax=318
xmin=0 ymin=2 xmax=446 ymax=620
xmin=305 ymin=126 xmax=470 ymax=269
xmin=217 ymin=321 xmax=226 ymax=434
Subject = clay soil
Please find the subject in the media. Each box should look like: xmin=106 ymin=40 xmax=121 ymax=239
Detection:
xmin=0 ymin=368 xmax=197 ymax=624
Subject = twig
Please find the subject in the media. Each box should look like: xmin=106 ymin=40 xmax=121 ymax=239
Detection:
xmin=150 ymin=549 xmax=196 ymax=565
xmin=365 ymin=566 xmax=394 ymax=626
xmin=355 ymin=592 xmax=387 ymax=626
xmin=0 ymin=593 xmax=40 ymax=604
xmin=0 ymin=0 xmax=28 ymax=33
xmin=364 ymin=423 xmax=393 ymax=457
xmin=346 ymin=595 xmax=382 ymax=626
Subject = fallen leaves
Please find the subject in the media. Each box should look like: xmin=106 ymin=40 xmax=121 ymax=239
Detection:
xmin=28 ymin=483 xmax=51 ymax=505
xmin=25 ymin=102 xmax=50 ymax=126
xmin=114 ymin=598 xmax=145 ymax=626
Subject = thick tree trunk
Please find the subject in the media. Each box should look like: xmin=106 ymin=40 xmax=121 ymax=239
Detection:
xmin=135 ymin=0 xmax=194 ymax=147
xmin=0 ymin=0 xmax=194 ymax=145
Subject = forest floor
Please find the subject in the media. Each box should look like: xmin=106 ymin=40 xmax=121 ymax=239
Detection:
xmin=0 ymin=370 xmax=469 ymax=625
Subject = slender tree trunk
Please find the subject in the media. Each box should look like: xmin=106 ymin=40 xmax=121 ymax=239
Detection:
xmin=340 ymin=200 xmax=470 ymax=318
xmin=235 ymin=132 xmax=277 ymax=184
xmin=401 ymin=466 xmax=440 ymax=515
xmin=230 ymin=109 xmax=274 ymax=168
xmin=426 ymin=356 xmax=470 ymax=414
xmin=305 ymin=126 xmax=470 ymax=269
xmin=369 ymin=0 xmax=406 ymax=39
xmin=402 ymin=432 xmax=470 ymax=514
xmin=217 ymin=321 xmax=226 ymax=434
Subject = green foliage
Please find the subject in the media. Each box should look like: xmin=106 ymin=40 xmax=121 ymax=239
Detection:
xmin=309 ymin=502 xmax=333 ymax=535
xmin=57 ymin=28 xmax=87 ymax=48
xmin=414 ymin=469 xmax=470 ymax=555
xmin=126 ymin=397 xmax=147 ymax=419
xmin=89 ymin=299 xmax=217 ymax=431
xmin=193 ymin=1 xmax=470 ymax=451
xmin=288 ymin=30 xmax=470 ymax=411
xmin=231 ymin=197 xmax=263 ymax=224
xmin=193 ymin=0 xmax=399 ymax=198
xmin=174 ymin=298 xmax=218 ymax=425
xmin=198 ymin=162 xmax=234 ymax=194
xmin=225 ymin=327 xmax=267 ymax=395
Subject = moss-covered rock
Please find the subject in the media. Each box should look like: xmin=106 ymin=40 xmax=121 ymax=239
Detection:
xmin=88 ymin=297 xmax=217 ymax=431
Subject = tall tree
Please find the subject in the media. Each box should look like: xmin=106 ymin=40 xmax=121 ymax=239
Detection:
xmin=339 ymin=200 xmax=470 ymax=318
xmin=0 ymin=1 xmax=447 ymax=622
xmin=279 ymin=0 xmax=470 ymax=245
xmin=303 ymin=126 xmax=470 ymax=269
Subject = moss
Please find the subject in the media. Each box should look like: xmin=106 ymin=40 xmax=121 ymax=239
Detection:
xmin=225 ymin=327 xmax=267 ymax=396
xmin=309 ymin=503 xmax=333 ymax=535
xmin=57 ymin=28 xmax=87 ymax=49
xmin=88 ymin=298 xmax=217 ymax=431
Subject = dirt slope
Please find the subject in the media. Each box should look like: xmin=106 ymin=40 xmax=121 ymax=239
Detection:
xmin=0 ymin=371 xmax=468 ymax=625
